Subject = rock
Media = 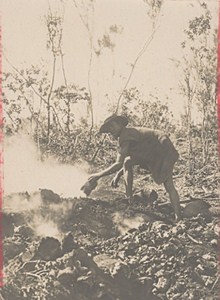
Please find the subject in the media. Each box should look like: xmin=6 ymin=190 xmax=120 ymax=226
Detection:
xmin=35 ymin=237 xmax=62 ymax=260
xmin=155 ymin=276 xmax=171 ymax=293
xmin=133 ymin=190 xmax=158 ymax=206
xmin=94 ymin=254 xmax=120 ymax=273
xmin=182 ymin=200 xmax=211 ymax=218
xmin=14 ymin=225 xmax=35 ymax=239
xmin=132 ymin=279 xmax=162 ymax=300
xmin=163 ymin=243 xmax=178 ymax=256
xmin=150 ymin=221 xmax=170 ymax=232
xmin=191 ymin=270 xmax=205 ymax=285
xmin=124 ymin=242 xmax=138 ymax=255
xmin=9 ymin=212 xmax=26 ymax=226
xmin=203 ymin=229 xmax=215 ymax=240
xmin=62 ymin=232 xmax=77 ymax=253
xmin=138 ymin=277 xmax=154 ymax=289
xmin=214 ymin=222 xmax=220 ymax=236
xmin=40 ymin=189 xmax=61 ymax=204
xmin=21 ymin=249 xmax=35 ymax=262
xmin=58 ymin=251 xmax=76 ymax=269
xmin=210 ymin=239 xmax=217 ymax=247
xmin=4 ymin=240 xmax=26 ymax=260
xmin=110 ymin=261 xmax=130 ymax=279
xmin=2 ymin=213 xmax=14 ymax=237
xmin=57 ymin=267 xmax=77 ymax=286
xmin=202 ymin=261 xmax=217 ymax=276
xmin=148 ymin=190 xmax=158 ymax=202
xmin=174 ymin=280 xmax=187 ymax=293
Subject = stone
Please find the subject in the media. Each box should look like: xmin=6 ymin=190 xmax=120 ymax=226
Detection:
xmin=2 ymin=213 xmax=14 ymax=237
xmin=40 ymin=189 xmax=61 ymax=204
xmin=182 ymin=200 xmax=211 ymax=218
xmin=35 ymin=237 xmax=62 ymax=260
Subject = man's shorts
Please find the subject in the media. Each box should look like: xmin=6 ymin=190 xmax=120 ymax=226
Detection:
xmin=150 ymin=136 xmax=179 ymax=184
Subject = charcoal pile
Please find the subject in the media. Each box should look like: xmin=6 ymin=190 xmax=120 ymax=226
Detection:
xmin=1 ymin=189 xmax=219 ymax=300
xmin=91 ymin=216 xmax=218 ymax=299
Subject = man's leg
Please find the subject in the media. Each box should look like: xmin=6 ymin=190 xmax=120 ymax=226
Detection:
xmin=164 ymin=176 xmax=181 ymax=221
xmin=123 ymin=156 xmax=133 ymax=200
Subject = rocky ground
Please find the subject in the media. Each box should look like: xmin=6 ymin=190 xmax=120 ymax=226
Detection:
xmin=1 ymin=187 xmax=219 ymax=300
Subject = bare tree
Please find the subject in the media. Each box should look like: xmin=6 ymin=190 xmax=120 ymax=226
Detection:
xmin=72 ymin=0 xmax=95 ymax=132
xmin=179 ymin=60 xmax=198 ymax=174
xmin=45 ymin=12 xmax=64 ymax=142
xmin=179 ymin=4 xmax=217 ymax=168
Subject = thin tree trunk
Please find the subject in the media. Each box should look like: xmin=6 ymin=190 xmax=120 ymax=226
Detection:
xmin=61 ymin=52 xmax=71 ymax=136
xmin=47 ymin=55 xmax=56 ymax=143
xmin=87 ymin=35 xmax=94 ymax=149
xmin=185 ymin=77 xmax=193 ymax=175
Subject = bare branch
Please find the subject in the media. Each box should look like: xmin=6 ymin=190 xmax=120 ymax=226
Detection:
xmin=72 ymin=0 xmax=90 ymax=32
xmin=115 ymin=23 xmax=160 ymax=114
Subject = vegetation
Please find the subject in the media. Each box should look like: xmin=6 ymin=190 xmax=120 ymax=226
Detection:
xmin=3 ymin=1 xmax=218 ymax=177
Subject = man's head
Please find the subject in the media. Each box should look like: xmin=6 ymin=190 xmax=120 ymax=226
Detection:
xmin=99 ymin=115 xmax=128 ymax=139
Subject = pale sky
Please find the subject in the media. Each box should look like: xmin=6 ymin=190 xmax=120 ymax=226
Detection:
xmin=1 ymin=0 xmax=219 ymax=124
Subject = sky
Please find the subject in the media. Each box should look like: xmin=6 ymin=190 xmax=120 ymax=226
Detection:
xmin=1 ymin=0 xmax=219 ymax=124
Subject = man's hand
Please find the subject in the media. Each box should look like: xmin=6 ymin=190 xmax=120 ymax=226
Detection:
xmin=111 ymin=174 xmax=120 ymax=188
xmin=111 ymin=168 xmax=123 ymax=188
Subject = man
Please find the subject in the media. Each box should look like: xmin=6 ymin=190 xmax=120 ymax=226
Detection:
xmin=86 ymin=114 xmax=181 ymax=221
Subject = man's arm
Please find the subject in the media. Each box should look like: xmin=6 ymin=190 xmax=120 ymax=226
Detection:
xmin=89 ymin=143 xmax=129 ymax=181
xmin=92 ymin=161 xmax=123 ymax=179
xmin=111 ymin=167 xmax=123 ymax=188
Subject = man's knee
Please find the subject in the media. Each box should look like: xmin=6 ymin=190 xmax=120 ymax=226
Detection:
xmin=123 ymin=156 xmax=133 ymax=170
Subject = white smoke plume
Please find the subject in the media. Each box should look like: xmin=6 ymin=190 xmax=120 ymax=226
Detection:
xmin=113 ymin=211 xmax=145 ymax=235
xmin=30 ymin=215 xmax=61 ymax=239
xmin=3 ymin=134 xmax=89 ymax=198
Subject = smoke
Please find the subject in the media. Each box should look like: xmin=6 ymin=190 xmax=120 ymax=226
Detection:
xmin=4 ymin=189 xmax=80 ymax=239
xmin=3 ymin=134 xmax=89 ymax=198
xmin=30 ymin=215 xmax=61 ymax=240
xmin=4 ymin=191 xmax=42 ymax=213
xmin=113 ymin=212 xmax=144 ymax=235
xmin=2 ymin=135 xmax=94 ymax=239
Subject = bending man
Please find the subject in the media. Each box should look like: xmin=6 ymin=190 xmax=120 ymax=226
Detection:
xmin=87 ymin=115 xmax=181 ymax=221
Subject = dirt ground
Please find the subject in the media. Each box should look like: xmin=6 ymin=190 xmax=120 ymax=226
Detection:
xmin=1 ymin=180 xmax=219 ymax=300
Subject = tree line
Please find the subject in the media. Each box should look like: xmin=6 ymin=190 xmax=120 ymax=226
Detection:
xmin=2 ymin=1 xmax=218 ymax=182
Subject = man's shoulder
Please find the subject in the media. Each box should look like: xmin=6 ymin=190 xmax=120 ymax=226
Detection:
xmin=119 ymin=127 xmax=157 ymax=141
xmin=119 ymin=127 xmax=166 ymax=144
xmin=119 ymin=127 xmax=141 ymax=144
xmin=124 ymin=127 xmax=164 ymax=136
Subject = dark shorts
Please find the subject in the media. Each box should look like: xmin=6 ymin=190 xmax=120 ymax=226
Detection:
xmin=150 ymin=136 xmax=179 ymax=184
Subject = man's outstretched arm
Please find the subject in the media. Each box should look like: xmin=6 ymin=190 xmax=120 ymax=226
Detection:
xmin=88 ymin=143 xmax=129 ymax=182
xmin=89 ymin=161 xmax=123 ymax=181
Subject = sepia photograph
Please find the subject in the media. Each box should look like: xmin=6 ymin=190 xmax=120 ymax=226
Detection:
xmin=1 ymin=0 xmax=219 ymax=299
